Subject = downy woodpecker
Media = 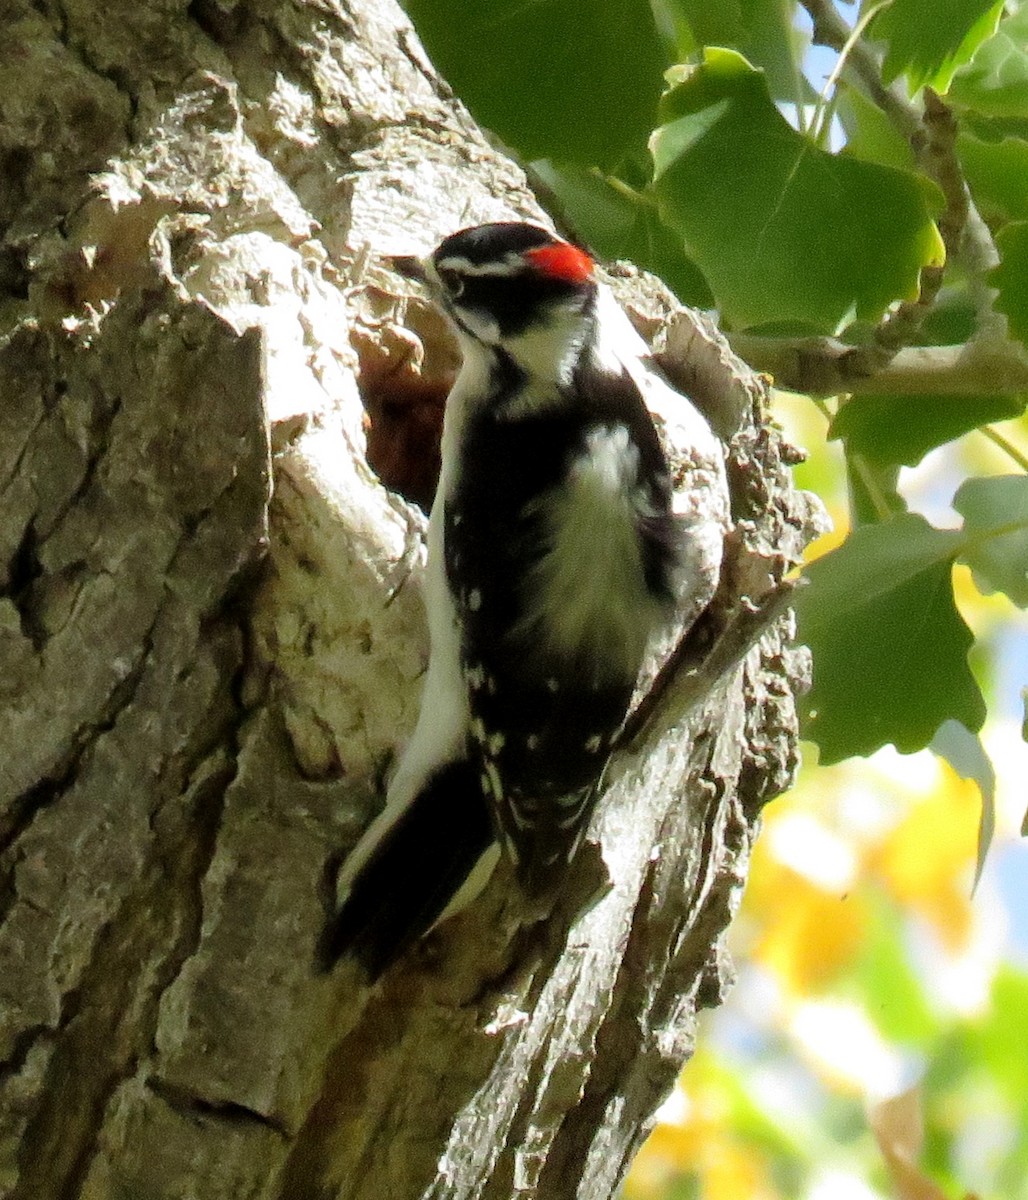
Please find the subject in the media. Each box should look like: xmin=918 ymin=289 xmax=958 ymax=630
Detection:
xmin=323 ymin=222 xmax=688 ymax=978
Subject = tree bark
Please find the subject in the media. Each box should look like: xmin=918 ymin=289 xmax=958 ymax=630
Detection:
xmin=0 ymin=2 xmax=823 ymax=1197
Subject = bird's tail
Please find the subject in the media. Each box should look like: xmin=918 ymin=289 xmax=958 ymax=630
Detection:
xmin=319 ymin=759 xmax=496 ymax=980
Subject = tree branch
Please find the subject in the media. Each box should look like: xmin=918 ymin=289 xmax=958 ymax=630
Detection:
xmin=799 ymin=0 xmax=1006 ymax=365
xmin=729 ymin=335 xmax=1028 ymax=397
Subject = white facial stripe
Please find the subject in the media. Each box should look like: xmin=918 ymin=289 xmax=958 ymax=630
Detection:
xmin=435 ymin=252 xmax=525 ymax=277
xmin=453 ymin=306 xmax=501 ymax=345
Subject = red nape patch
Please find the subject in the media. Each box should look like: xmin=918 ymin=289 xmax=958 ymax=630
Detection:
xmin=524 ymin=242 xmax=594 ymax=284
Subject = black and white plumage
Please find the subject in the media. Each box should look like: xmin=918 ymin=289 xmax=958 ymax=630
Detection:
xmin=322 ymin=222 xmax=685 ymax=978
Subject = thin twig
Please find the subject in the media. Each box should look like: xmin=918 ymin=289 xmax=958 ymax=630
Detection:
xmin=979 ymin=425 xmax=1028 ymax=472
xmin=800 ymin=0 xmax=922 ymax=141
xmin=848 ymin=89 xmax=962 ymax=371
xmin=810 ymin=0 xmax=894 ymax=147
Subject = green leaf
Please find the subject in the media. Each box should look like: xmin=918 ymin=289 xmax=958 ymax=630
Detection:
xmin=651 ymin=49 xmax=944 ymax=332
xmin=990 ymin=221 xmax=1028 ymax=346
xmin=851 ymin=894 xmax=940 ymax=1044
xmin=669 ymin=0 xmax=748 ymax=47
xmin=829 ymin=393 xmax=1027 ymax=466
xmin=736 ymin=0 xmax=814 ymax=104
xmin=664 ymin=0 xmax=814 ymax=100
xmin=949 ymin=3 xmax=1028 ymax=117
xmin=402 ymin=0 xmax=668 ymax=165
xmin=690 ymin=1055 xmax=816 ymax=1163
xmin=796 ymin=514 xmax=985 ymax=763
xmin=930 ymin=718 xmax=996 ymax=886
xmin=530 ymin=162 xmax=714 ymax=305
xmin=837 ymin=83 xmax=916 ymax=170
xmin=871 ymin=0 xmax=1005 ymax=93
xmin=970 ymin=967 xmax=1028 ymax=1106
xmin=958 ymin=133 xmax=1028 ymax=221
xmin=953 ymin=473 xmax=1028 ymax=606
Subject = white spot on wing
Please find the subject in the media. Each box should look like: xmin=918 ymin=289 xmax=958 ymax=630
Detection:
xmin=557 ymin=796 xmax=590 ymax=828
xmin=485 ymin=759 xmax=503 ymax=801
xmin=468 ymin=588 xmax=482 ymax=611
xmin=508 ymin=802 xmax=534 ymax=830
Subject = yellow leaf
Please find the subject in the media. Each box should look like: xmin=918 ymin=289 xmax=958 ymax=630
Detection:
xmin=626 ymin=1054 xmax=785 ymax=1199
xmin=874 ymin=766 xmax=978 ymax=950
xmin=703 ymin=1139 xmax=779 ymax=1200
xmin=752 ymin=876 xmax=869 ymax=993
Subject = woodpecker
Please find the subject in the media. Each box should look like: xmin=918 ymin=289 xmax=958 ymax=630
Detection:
xmin=322 ymin=222 xmax=688 ymax=979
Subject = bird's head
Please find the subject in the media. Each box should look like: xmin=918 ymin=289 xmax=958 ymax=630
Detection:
xmin=391 ymin=222 xmax=598 ymax=380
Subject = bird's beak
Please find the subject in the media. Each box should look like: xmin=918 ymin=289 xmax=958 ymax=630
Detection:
xmin=386 ymin=254 xmax=430 ymax=284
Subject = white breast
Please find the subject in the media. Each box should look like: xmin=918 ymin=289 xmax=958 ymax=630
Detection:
xmin=517 ymin=424 xmax=662 ymax=684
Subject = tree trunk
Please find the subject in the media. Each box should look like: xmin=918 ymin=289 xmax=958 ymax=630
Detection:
xmin=0 ymin=1 xmax=822 ymax=1197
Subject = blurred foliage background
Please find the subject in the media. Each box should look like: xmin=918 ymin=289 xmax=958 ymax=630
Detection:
xmin=396 ymin=0 xmax=1028 ymax=1195
xmin=624 ymin=394 xmax=1028 ymax=1200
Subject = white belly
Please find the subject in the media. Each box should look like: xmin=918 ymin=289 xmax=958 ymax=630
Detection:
xmin=518 ymin=425 xmax=662 ymax=683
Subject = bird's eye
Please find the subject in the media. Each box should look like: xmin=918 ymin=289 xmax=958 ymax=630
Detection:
xmin=438 ymin=268 xmax=464 ymax=298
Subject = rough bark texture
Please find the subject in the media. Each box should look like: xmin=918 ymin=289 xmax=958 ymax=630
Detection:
xmin=0 ymin=2 xmax=825 ymax=1198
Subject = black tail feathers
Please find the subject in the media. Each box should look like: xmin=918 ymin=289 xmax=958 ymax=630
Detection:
xmin=318 ymin=759 xmax=496 ymax=981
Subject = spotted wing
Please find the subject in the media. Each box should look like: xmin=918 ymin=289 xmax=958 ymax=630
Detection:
xmin=462 ymin=651 xmax=630 ymax=893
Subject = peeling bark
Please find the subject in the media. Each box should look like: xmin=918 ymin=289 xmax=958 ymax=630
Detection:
xmin=0 ymin=2 xmax=824 ymax=1198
